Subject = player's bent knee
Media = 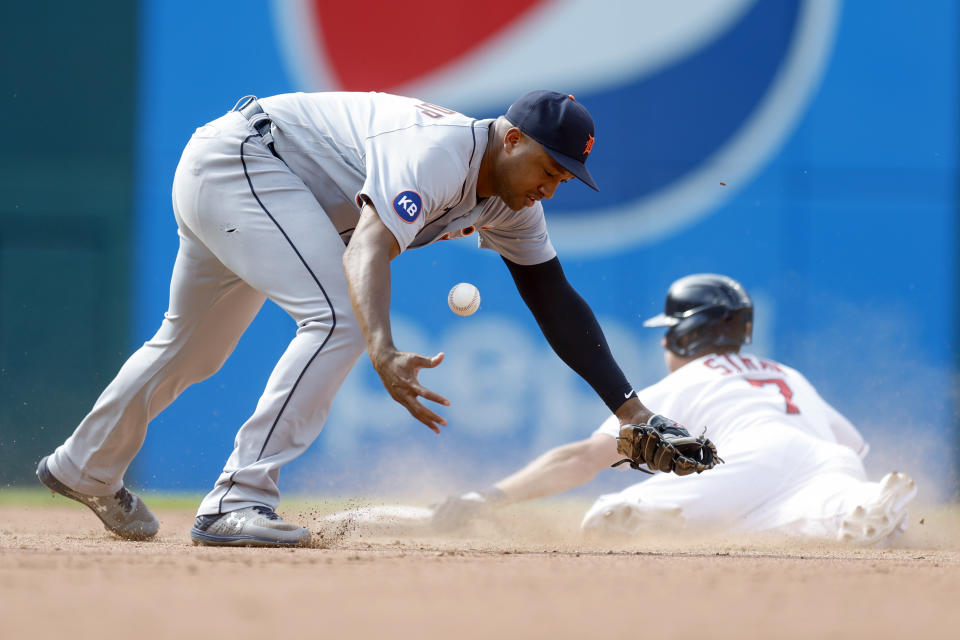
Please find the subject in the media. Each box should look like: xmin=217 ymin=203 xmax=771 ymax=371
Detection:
xmin=334 ymin=320 xmax=366 ymax=355
xmin=581 ymin=499 xmax=685 ymax=536
xmin=296 ymin=314 xmax=366 ymax=355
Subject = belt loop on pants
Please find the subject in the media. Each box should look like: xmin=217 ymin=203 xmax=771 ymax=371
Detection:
xmin=232 ymin=95 xmax=280 ymax=159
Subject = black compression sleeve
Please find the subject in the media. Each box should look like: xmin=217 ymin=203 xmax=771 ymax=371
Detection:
xmin=503 ymin=256 xmax=636 ymax=413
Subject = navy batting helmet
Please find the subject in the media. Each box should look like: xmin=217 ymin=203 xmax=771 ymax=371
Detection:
xmin=643 ymin=274 xmax=753 ymax=358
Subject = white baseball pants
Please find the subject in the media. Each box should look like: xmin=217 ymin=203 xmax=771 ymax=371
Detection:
xmin=47 ymin=111 xmax=366 ymax=515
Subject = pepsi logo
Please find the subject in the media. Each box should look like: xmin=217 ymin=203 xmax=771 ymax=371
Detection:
xmin=274 ymin=0 xmax=838 ymax=255
xmin=393 ymin=191 xmax=422 ymax=223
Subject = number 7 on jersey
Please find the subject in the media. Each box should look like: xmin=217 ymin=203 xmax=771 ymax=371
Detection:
xmin=746 ymin=378 xmax=800 ymax=414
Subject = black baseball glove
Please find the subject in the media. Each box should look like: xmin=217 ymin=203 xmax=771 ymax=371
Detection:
xmin=612 ymin=414 xmax=722 ymax=476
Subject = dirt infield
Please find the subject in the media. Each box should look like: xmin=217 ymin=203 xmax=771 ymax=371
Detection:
xmin=2 ymin=495 xmax=958 ymax=640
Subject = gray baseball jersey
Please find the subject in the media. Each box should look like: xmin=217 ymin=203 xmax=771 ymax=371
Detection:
xmin=261 ymin=92 xmax=556 ymax=264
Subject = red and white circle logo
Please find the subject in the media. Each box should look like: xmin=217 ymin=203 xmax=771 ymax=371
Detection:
xmin=272 ymin=0 xmax=838 ymax=256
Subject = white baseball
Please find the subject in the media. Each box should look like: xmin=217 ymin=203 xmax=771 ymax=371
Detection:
xmin=448 ymin=282 xmax=481 ymax=316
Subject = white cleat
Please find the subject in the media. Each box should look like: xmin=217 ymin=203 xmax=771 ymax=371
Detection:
xmin=838 ymin=471 xmax=917 ymax=547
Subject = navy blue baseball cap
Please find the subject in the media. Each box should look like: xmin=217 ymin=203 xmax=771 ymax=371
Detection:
xmin=506 ymin=90 xmax=599 ymax=191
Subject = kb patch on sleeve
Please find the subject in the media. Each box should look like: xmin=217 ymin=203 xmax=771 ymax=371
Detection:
xmin=392 ymin=190 xmax=422 ymax=224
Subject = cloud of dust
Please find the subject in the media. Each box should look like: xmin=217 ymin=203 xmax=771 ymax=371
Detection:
xmin=782 ymin=290 xmax=959 ymax=503
xmin=288 ymin=277 xmax=958 ymax=550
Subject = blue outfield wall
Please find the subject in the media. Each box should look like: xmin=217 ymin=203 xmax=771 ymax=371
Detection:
xmin=132 ymin=1 xmax=957 ymax=499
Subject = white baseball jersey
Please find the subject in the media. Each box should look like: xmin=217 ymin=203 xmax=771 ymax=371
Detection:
xmin=595 ymin=351 xmax=867 ymax=456
xmin=585 ymin=352 xmax=878 ymax=539
xmin=260 ymin=92 xmax=557 ymax=265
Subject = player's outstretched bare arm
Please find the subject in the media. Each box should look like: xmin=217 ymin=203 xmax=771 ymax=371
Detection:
xmin=343 ymin=203 xmax=450 ymax=433
xmin=496 ymin=433 xmax=622 ymax=501
xmin=431 ymin=433 xmax=621 ymax=531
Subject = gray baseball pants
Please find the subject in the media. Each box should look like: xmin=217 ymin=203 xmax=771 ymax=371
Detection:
xmin=46 ymin=110 xmax=366 ymax=516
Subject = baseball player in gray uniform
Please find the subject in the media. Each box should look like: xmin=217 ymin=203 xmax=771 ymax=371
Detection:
xmin=37 ymin=90 xmax=685 ymax=546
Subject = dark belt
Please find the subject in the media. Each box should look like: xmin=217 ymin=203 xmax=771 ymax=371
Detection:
xmin=233 ymin=95 xmax=280 ymax=159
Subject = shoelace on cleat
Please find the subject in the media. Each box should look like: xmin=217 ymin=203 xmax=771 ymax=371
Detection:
xmin=252 ymin=506 xmax=280 ymax=520
xmin=114 ymin=488 xmax=134 ymax=513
